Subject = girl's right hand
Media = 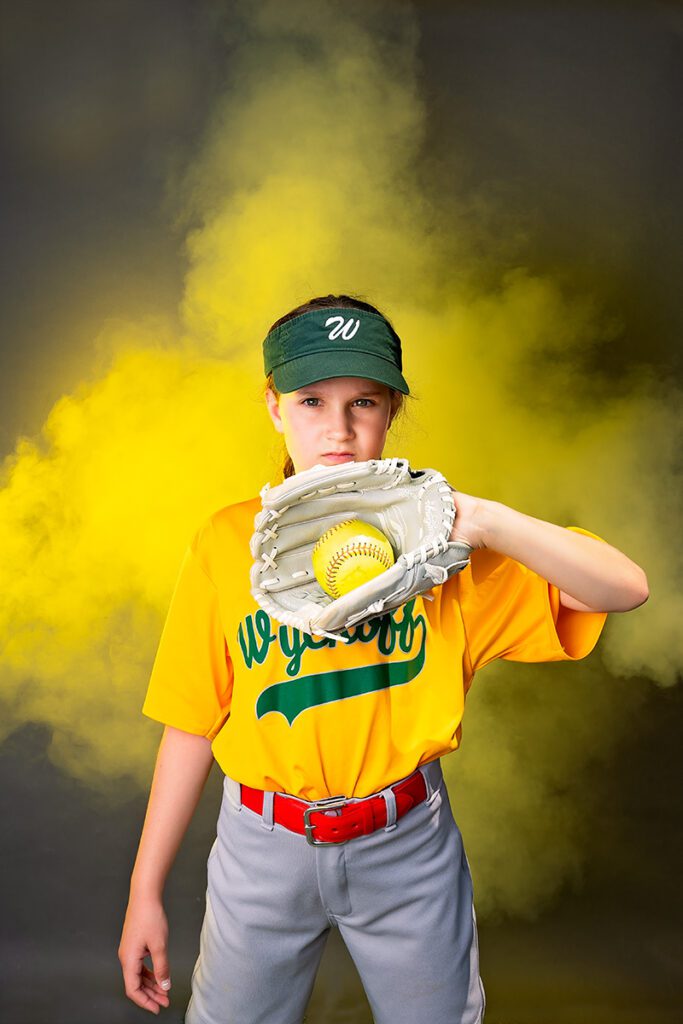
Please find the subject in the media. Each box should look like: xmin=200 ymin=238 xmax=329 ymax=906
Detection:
xmin=118 ymin=894 xmax=172 ymax=1014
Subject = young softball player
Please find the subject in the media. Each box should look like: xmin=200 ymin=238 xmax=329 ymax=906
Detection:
xmin=118 ymin=294 xmax=648 ymax=1023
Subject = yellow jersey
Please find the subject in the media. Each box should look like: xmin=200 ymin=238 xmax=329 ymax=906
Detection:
xmin=141 ymin=495 xmax=608 ymax=800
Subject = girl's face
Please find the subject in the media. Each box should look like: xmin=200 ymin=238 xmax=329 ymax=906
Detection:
xmin=265 ymin=376 xmax=401 ymax=473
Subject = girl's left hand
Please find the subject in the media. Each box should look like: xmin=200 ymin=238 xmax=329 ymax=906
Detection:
xmin=448 ymin=488 xmax=489 ymax=550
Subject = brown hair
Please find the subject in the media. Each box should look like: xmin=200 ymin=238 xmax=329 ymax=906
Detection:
xmin=264 ymin=294 xmax=413 ymax=480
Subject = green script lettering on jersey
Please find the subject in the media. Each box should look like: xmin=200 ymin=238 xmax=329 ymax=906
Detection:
xmin=237 ymin=600 xmax=427 ymax=725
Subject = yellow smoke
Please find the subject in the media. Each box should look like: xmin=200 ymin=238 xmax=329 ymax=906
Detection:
xmin=0 ymin=0 xmax=680 ymax=919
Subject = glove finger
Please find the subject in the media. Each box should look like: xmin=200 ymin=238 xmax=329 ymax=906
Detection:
xmin=261 ymin=458 xmax=412 ymax=510
xmin=251 ymin=544 xmax=338 ymax=598
xmin=264 ymin=492 xmax=396 ymax=530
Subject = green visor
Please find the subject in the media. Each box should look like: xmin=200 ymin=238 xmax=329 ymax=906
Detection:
xmin=263 ymin=307 xmax=410 ymax=395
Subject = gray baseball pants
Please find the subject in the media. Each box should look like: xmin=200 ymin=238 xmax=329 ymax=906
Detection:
xmin=185 ymin=758 xmax=486 ymax=1024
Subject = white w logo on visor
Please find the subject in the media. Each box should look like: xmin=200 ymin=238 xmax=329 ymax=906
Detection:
xmin=325 ymin=315 xmax=360 ymax=341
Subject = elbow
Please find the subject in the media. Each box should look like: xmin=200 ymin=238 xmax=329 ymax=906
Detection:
xmin=584 ymin=564 xmax=649 ymax=614
xmin=624 ymin=567 xmax=649 ymax=610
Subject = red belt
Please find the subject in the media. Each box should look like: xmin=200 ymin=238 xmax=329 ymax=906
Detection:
xmin=239 ymin=769 xmax=428 ymax=846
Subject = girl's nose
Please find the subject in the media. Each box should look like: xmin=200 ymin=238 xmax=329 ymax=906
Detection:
xmin=325 ymin=409 xmax=354 ymax=438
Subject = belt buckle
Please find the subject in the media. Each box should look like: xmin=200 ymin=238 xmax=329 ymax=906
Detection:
xmin=303 ymin=795 xmax=348 ymax=846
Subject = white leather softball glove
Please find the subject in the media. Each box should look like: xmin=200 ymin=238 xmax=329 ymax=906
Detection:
xmin=249 ymin=457 xmax=472 ymax=642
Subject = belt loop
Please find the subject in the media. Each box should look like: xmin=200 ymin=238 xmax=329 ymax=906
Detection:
xmin=261 ymin=790 xmax=275 ymax=830
xmin=381 ymin=787 xmax=397 ymax=831
xmin=419 ymin=763 xmax=434 ymax=802
xmin=224 ymin=775 xmax=242 ymax=811
xmin=420 ymin=759 xmax=443 ymax=804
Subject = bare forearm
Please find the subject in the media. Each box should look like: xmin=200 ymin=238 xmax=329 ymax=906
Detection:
xmin=129 ymin=726 xmax=215 ymax=901
xmin=478 ymin=499 xmax=649 ymax=612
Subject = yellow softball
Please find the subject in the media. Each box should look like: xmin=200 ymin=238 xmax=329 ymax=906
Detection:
xmin=312 ymin=519 xmax=396 ymax=599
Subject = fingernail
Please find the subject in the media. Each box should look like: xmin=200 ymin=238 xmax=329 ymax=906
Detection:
xmin=161 ymin=979 xmax=171 ymax=990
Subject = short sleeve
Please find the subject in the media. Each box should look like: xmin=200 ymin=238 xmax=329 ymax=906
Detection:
xmin=141 ymin=541 xmax=234 ymax=740
xmin=455 ymin=526 xmax=609 ymax=674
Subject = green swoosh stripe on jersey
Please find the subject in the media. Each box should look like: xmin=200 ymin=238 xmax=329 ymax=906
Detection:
xmin=255 ymin=626 xmax=426 ymax=725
